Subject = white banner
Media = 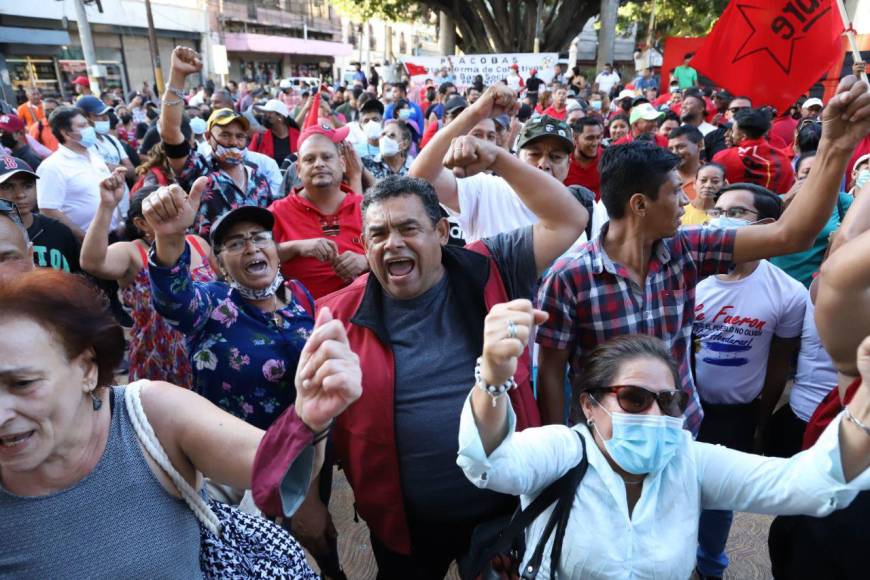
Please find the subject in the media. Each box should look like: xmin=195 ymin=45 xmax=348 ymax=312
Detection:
xmin=402 ymin=53 xmax=560 ymax=88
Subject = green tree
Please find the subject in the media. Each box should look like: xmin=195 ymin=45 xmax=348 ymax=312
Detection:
xmin=331 ymin=0 xmax=606 ymax=54
xmin=618 ymin=0 xmax=729 ymax=43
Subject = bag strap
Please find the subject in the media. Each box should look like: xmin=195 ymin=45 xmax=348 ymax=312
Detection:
xmin=124 ymin=382 xmax=222 ymax=535
xmin=523 ymin=434 xmax=588 ymax=579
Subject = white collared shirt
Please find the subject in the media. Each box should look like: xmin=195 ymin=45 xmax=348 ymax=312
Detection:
xmin=36 ymin=144 xmax=112 ymax=232
xmin=457 ymin=395 xmax=869 ymax=580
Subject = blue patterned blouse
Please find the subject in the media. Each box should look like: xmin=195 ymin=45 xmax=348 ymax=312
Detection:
xmin=148 ymin=244 xmax=314 ymax=429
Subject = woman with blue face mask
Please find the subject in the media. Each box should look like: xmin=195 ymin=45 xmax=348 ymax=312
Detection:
xmin=457 ymin=299 xmax=870 ymax=579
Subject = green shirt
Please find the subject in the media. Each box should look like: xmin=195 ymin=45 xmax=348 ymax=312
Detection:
xmin=673 ymin=65 xmax=698 ymax=89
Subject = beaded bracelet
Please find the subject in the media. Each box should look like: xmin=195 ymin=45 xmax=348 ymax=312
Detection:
xmin=474 ymin=357 xmax=517 ymax=407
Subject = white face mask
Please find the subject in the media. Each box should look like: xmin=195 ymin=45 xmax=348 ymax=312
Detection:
xmin=379 ymin=135 xmax=401 ymax=158
xmin=363 ymin=120 xmax=383 ymax=140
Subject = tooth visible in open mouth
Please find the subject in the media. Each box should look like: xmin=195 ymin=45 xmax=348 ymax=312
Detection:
xmin=386 ymin=259 xmax=414 ymax=277
xmin=0 ymin=431 xmax=33 ymax=448
xmin=245 ymin=260 xmax=268 ymax=274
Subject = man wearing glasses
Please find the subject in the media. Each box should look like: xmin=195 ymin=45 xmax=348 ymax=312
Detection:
xmin=535 ymin=73 xmax=870 ymax=430
xmin=692 ymin=183 xmax=807 ymax=579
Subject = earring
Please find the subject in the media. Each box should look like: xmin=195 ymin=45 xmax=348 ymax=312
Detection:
xmin=587 ymin=419 xmax=595 ymax=427
xmin=90 ymin=389 xmax=103 ymax=411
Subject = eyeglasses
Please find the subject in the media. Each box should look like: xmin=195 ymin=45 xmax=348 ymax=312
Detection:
xmin=594 ymin=385 xmax=688 ymax=417
xmin=705 ymin=207 xmax=759 ymax=219
xmin=219 ymin=231 xmax=273 ymax=254
xmin=0 ymin=198 xmax=24 ymax=226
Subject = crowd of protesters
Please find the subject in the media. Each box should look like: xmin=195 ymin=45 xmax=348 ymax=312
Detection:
xmin=0 ymin=44 xmax=869 ymax=580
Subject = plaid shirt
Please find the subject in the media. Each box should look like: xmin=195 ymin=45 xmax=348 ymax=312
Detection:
xmin=177 ymin=152 xmax=274 ymax=238
xmin=536 ymin=224 xmax=737 ymax=435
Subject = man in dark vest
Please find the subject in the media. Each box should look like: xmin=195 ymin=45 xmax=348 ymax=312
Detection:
xmin=253 ymin=88 xmax=587 ymax=577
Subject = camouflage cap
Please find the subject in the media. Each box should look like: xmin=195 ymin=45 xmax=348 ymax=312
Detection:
xmin=517 ymin=115 xmax=573 ymax=153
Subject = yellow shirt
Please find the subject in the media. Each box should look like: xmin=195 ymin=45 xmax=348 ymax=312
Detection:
xmin=681 ymin=203 xmax=709 ymax=226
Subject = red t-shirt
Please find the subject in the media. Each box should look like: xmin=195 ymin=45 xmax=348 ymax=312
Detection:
xmin=564 ymin=148 xmax=602 ymax=199
xmin=541 ymin=106 xmax=567 ymax=120
xmin=269 ymin=189 xmax=365 ymax=299
xmin=712 ymin=138 xmax=796 ymax=194
xmin=614 ymin=132 xmax=669 ymax=148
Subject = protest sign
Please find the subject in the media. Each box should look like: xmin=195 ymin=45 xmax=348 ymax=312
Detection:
xmin=402 ymin=53 xmax=560 ymax=88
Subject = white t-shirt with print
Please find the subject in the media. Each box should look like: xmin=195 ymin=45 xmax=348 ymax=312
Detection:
xmin=692 ymin=260 xmax=807 ymax=404
xmin=789 ymin=297 xmax=838 ymax=421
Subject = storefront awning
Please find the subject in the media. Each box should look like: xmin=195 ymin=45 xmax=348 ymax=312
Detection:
xmin=224 ymin=33 xmax=353 ymax=58
xmin=0 ymin=26 xmax=71 ymax=46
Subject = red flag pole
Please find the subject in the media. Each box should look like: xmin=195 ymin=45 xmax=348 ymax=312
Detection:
xmin=835 ymin=0 xmax=868 ymax=83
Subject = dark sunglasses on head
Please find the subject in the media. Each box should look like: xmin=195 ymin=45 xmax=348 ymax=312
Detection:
xmin=592 ymin=385 xmax=688 ymax=418
xmin=0 ymin=198 xmax=24 ymax=226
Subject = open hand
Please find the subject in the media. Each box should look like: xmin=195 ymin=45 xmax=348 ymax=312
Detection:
xmin=142 ymin=177 xmax=208 ymax=237
xmin=295 ymin=307 xmax=362 ymax=432
xmin=481 ymin=300 xmax=548 ymax=386
xmin=98 ymin=167 xmax=128 ymax=208
xmin=443 ymin=135 xmax=502 ymax=178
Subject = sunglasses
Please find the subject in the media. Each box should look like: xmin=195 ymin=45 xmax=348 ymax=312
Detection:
xmin=593 ymin=385 xmax=688 ymax=418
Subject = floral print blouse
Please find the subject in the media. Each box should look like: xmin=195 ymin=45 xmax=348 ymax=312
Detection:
xmin=148 ymin=244 xmax=314 ymax=429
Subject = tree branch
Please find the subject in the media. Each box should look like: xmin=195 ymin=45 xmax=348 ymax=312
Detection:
xmin=469 ymin=0 xmax=509 ymax=52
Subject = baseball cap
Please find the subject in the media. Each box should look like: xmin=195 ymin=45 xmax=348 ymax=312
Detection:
xmin=854 ymin=153 xmax=870 ymax=170
xmin=493 ymin=114 xmax=510 ymax=129
xmin=629 ymin=103 xmax=665 ymax=125
xmin=617 ymin=89 xmax=636 ymax=101
xmin=516 ymin=115 xmax=573 ymax=153
xmin=210 ymin=206 xmax=275 ymax=250
xmin=445 ymin=95 xmax=468 ymax=115
xmin=358 ymin=94 xmax=385 ymax=116
xmin=72 ymin=76 xmax=90 ymax=88
xmin=0 ymin=157 xmax=38 ymax=185
xmin=76 ymin=95 xmax=112 ymax=116
xmin=530 ymin=68 xmax=538 ymax=75
xmin=207 ymin=108 xmax=250 ymax=132
xmin=510 ymin=63 xmax=519 ymax=70
xmin=0 ymin=114 xmax=25 ymax=133
xmin=298 ymin=121 xmax=351 ymax=148
xmin=566 ymin=99 xmax=583 ymax=113
xmin=255 ymin=99 xmax=290 ymax=118
xmin=279 ymin=79 xmax=293 ymax=90
xmin=802 ymin=97 xmax=824 ymax=110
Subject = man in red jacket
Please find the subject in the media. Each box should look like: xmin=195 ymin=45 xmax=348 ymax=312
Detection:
xmin=251 ymin=99 xmax=299 ymax=167
xmin=713 ymin=108 xmax=795 ymax=194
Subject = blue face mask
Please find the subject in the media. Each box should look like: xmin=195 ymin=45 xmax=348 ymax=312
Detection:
xmin=708 ymin=215 xmax=751 ymax=229
xmin=398 ymin=108 xmax=412 ymax=121
xmin=78 ymin=126 xmax=97 ymax=148
xmin=94 ymin=120 xmax=110 ymax=135
xmin=592 ymin=401 xmax=685 ymax=475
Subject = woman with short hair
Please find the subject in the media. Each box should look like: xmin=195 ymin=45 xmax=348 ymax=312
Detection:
xmin=0 ymin=268 xmax=361 ymax=576
xmin=458 ymin=299 xmax=870 ymax=579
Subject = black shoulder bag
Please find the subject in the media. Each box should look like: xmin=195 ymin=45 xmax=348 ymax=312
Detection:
xmin=459 ymin=433 xmax=589 ymax=580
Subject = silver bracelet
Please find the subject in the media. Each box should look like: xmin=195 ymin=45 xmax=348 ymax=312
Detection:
xmin=474 ymin=357 xmax=517 ymax=407
xmin=844 ymin=407 xmax=870 ymax=437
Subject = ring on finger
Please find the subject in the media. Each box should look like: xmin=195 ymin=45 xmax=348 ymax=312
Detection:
xmin=506 ymin=320 xmax=519 ymax=340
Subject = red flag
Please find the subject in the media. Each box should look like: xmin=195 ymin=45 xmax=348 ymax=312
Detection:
xmin=303 ymin=89 xmax=321 ymax=130
xmin=691 ymin=0 xmax=843 ymax=112
xmin=404 ymin=62 xmax=428 ymax=77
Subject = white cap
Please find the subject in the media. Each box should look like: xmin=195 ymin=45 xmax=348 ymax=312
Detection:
xmin=617 ymin=89 xmax=636 ymax=101
xmin=255 ymin=99 xmax=290 ymax=118
xmin=630 ymin=102 xmax=665 ymax=125
xmin=802 ymin=97 xmax=823 ymax=110
xmin=279 ymin=79 xmax=292 ymax=90
xmin=854 ymin=153 xmax=870 ymax=170
xmin=566 ymin=99 xmax=583 ymax=113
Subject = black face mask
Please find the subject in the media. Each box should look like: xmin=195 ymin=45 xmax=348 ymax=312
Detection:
xmin=0 ymin=133 xmax=17 ymax=149
xmin=120 ymin=113 xmax=133 ymax=125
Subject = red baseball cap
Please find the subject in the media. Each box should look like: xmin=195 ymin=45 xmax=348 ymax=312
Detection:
xmin=510 ymin=63 xmax=519 ymax=70
xmin=0 ymin=114 xmax=25 ymax=133
xmin=298 ymin=121 xmax=350 ymax=148
xmin=72 ymin=76 xmax=90 ymax=88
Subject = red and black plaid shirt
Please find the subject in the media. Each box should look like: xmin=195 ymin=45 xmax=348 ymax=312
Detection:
xmin=536 ymin=224 xmax=737 ymax=435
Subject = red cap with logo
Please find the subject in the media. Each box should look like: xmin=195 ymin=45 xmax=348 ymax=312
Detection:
xmin=0 ymin=114 xmax=25 ymax=133
xmin=72 ymin=76 xmax=90 ymax=88
xmin=298 ymin=121 xmax=350 ymax=148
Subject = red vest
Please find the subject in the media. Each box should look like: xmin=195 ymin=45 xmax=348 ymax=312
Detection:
xmin=250 ymin=127 xmax=300 ymax=160
xmin=318 ymin=240 xmax=541 ymax=554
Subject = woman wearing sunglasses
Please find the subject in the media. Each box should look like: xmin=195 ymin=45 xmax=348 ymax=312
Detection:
xmin=458 ymin=299 xmax=870 ymax=579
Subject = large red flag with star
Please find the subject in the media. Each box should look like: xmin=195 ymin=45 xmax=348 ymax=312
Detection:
xmin=691 ymin=0 xmax=843 ymax=112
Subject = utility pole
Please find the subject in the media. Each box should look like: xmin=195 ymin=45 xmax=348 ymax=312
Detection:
xmin=72 ymin=0 xmax=101 ymax=96
xmin=144 ymin=0 xmax=165 ymax=94
xmin=438 ymin=12 xmax=455 ymax=56
xmin=596 ymin=0 xmax=619 ymax=71
xmin=533 ymin=0 xmax=544 ymax=53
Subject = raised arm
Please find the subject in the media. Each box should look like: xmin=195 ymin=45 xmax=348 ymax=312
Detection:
xmin=732 ymin=76 xmax=870 ymax=263
xmin=80 ymin=168 xmax=138 ymax=282
xmin=409 ymin=84 xmax=518 ymax=211
xmin=160 ymin=46 xmax=202 ymax=175
xmin=443 ymin=136 xmax=587 ymax=274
